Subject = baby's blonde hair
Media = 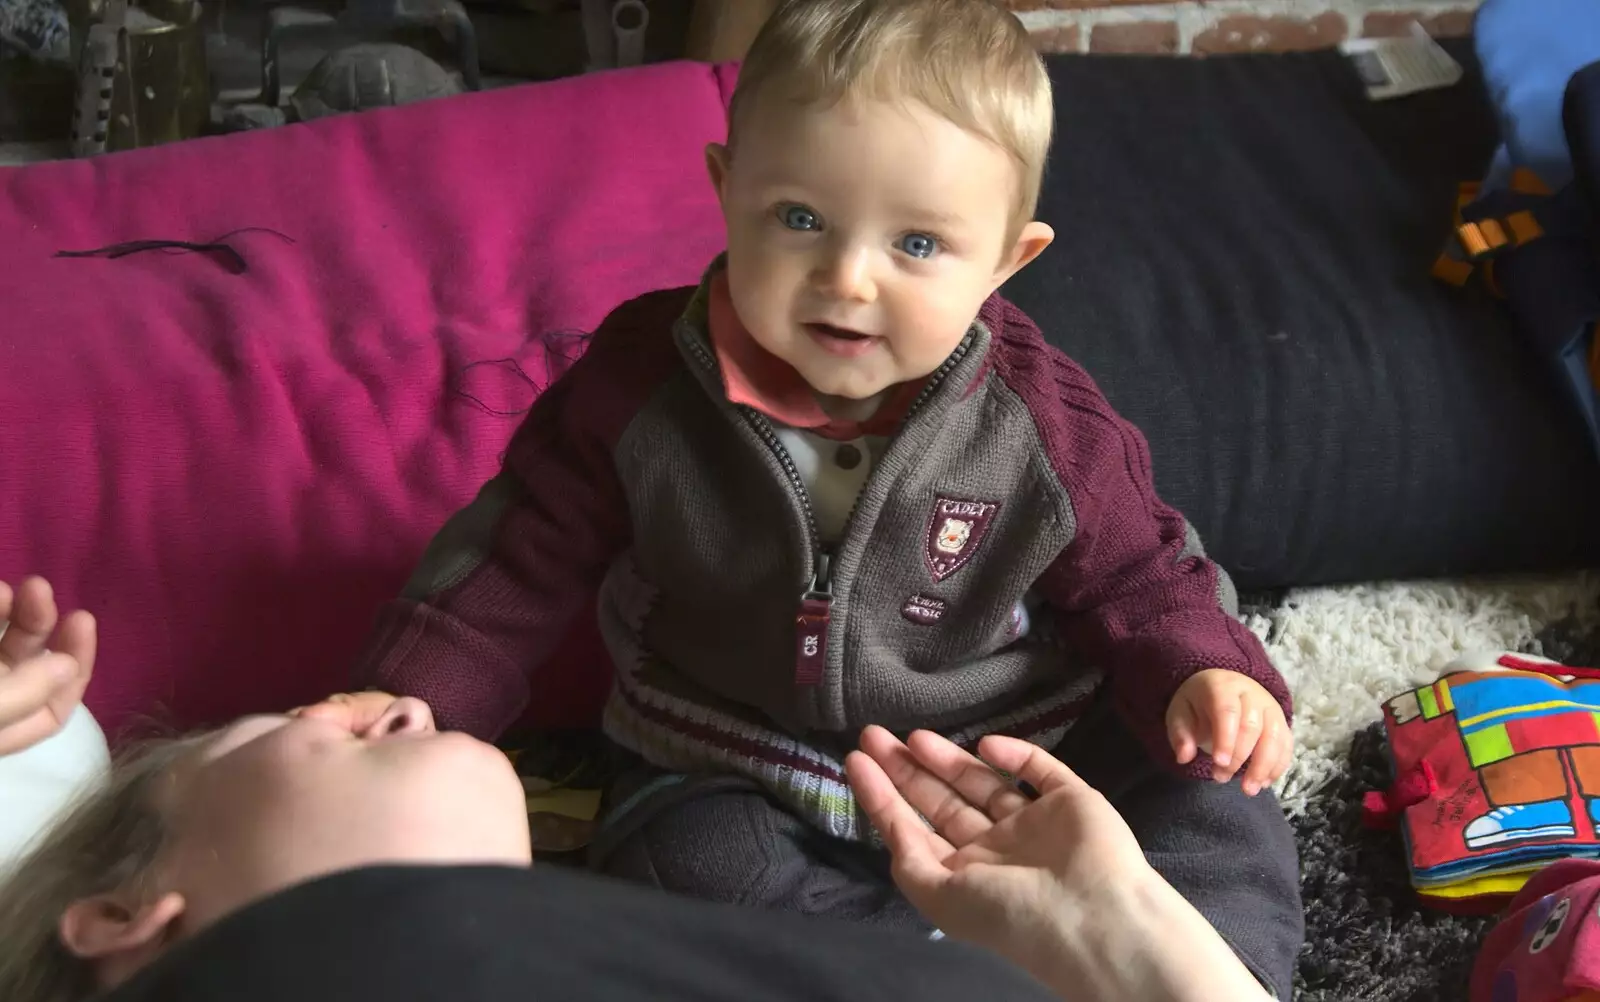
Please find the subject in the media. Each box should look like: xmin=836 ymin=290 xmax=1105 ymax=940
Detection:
xmin=0 ymin=732 xmax=212 ymax=1002
xmin=727 ymin=0 xmax=1054 ymax=226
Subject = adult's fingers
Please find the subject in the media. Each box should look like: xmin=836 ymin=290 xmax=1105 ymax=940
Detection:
xmin=974 ymin=734 xmax=1093 ymax=799
xmin=0 ymin=577 xmax=57 ymax=669
xmin=53 ymin=610 xmax=97 ymax=679
xmin=858 ymin=726 xmax=993 ymax=847
xmin=845 ymin=751 xmax=956 ymax=916
xmin=905 ymin=730 xmax=1032 ymax=821
xmin=0 ymin=652 xmax=76 ymax=730
xmin=845 ymin=749 xmax=956 ymax=869
xmin=42 ymin=613 xmax=94 ymax=724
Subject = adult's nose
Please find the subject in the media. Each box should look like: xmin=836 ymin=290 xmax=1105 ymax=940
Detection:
xmin=367 ymin=696 xmax=436 ymax=737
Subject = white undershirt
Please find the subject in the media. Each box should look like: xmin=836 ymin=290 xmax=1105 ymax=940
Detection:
xmin=772 ymin=426 xmax=882 ymax=544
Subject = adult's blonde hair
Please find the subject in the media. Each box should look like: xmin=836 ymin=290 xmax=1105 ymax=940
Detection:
xmin=727 ymin=0 xmax=1054 ymax=225
xmin=0 ymin=733 xmax=211 ymax=1002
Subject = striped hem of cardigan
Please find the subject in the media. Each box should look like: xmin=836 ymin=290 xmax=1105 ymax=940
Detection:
xmin=600 ymin=660 xmax=1105 ymax=842
xmin=602 ymin=677 xmax=862 ymax=839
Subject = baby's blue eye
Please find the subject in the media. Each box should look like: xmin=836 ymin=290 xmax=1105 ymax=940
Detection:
xmin=898 ymin=233 xmax=939 ymax=259
xmin=780 ymin=205 xmax=821 ymax=231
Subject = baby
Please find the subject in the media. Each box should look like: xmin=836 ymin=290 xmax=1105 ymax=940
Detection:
xmin=334 ymin=0 xmax=1300 ymax=992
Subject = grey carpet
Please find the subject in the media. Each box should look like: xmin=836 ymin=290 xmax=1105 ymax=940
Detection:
xmin=1292 ymin=611 xmax=1600 ymax=1000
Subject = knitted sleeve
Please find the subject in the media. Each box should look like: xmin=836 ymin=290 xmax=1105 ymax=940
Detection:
xmin=986 ymin=296 xmax=1291 ymax=777
xmin=351 ymin=288 xmax=689 ymax=739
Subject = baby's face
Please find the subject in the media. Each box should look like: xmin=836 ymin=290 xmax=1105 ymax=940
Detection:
xmin=711 ymin=95 xmax=1035 ymax=402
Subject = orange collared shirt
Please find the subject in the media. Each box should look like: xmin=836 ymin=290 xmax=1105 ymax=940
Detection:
xmin=706 ymin=271 xmax=919 ymax=441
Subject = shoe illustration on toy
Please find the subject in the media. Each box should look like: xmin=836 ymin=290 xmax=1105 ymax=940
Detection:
xmin=1463 ymin=800 xmax=1577 ymax=850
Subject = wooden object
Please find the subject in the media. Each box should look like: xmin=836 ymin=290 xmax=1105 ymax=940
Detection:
xmin=685 ymin=0 xmax=777 ymax=62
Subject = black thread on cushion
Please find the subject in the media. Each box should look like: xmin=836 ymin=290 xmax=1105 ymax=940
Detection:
xmin=54 ymin=227 xmax=296 ymax=275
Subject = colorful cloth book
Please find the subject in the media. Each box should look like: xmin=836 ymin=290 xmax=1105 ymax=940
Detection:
xmin=1376 ymin=652 xmax=1600 ymax=906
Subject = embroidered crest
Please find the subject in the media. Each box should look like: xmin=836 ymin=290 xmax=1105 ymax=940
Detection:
xmin=924 ymin=496 xmax=1000 ymax=582
xmin=902 ymin=594 xmax=947 ymax=625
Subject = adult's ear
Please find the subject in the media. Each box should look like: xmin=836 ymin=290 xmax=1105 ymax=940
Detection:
xmin=59 ymin=891 xmax=186 ymax=984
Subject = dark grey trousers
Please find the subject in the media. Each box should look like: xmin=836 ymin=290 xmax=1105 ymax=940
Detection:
xmin=589 ymin=693 xmax=1303 ymax=999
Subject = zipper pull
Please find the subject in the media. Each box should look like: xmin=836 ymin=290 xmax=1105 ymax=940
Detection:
xmin=795 ymin=550 xmax=833 ymax=686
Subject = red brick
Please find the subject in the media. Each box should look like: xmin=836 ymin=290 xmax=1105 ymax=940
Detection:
xmin=1192 ymin=11 xmax=1348 ymax=55
xmin=1363 ymin=9 xmax=1477 ymax=39
xmin=1029 ymin=23 xmax=1082 ymax=53
xmin=1090 ymin=20 xmax=1179 ymax=55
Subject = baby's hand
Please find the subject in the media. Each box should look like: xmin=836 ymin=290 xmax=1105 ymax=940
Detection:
xmin=1165 ymin=669 xmax=1292 ymax=796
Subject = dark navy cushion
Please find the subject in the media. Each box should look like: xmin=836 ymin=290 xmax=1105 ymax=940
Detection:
xmin=1005 ymin=46 xmax=1600 ymax=589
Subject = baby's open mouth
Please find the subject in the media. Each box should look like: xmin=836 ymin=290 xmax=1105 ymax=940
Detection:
xmin=805 ymin=322 xmax=870 ymax=342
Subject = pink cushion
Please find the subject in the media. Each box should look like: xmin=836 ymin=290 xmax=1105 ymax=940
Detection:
xmin=0 ymin=61 xmax=735 ymax=738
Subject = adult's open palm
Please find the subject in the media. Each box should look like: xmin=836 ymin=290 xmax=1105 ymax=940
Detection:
xmin=846 ymin=725 xmax=1150 ymax=956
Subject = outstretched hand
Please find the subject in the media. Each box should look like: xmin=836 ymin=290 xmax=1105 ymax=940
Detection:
xmin=848 ymin=726 xmax=1275 ymax=1002
xmin=0 ymin=577 xmax=96 ymax=756
xmin=846 ymin=726 xmax=1149 ymax=971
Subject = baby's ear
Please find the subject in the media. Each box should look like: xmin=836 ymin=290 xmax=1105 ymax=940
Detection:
xmin=60 ymin=891 xmax=185 ymax=980
xmin=993 ymin=221 xmax=1055 ymax=288
xmin=705 ymin=143 xmax=733 ymax=204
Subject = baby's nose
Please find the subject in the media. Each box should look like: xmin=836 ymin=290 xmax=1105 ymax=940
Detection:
xmin=816 ymin=243 xmax=878 ymax=303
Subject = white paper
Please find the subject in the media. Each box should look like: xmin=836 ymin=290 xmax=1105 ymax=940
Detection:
xmin=1339 ymin=23 xmax=1463 ymax=101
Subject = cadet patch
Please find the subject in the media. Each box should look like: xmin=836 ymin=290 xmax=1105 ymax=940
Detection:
xmin=925 ymin=496 xmax=1000 ymax=582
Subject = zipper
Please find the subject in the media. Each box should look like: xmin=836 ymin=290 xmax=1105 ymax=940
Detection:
xmin=680 ymin=325 xmax=975 ymax=687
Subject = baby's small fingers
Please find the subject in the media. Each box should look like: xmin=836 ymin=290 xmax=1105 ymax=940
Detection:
xmin=1233 ymin=706 xmax=1265 ymax=777
xmin=1241 ymin=719 xmax=1279 ymax=796
xmin=1209 ymin=693 xmax=1242 ymax=776
xmin=1274 ymin=729 xmax=1296 ymax=782
xmin=1167 ymin=707 xmax=1199 ymax=765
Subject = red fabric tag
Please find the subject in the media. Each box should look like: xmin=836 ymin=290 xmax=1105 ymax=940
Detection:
xmin=795 ymin=597 xmax=830 ymax=686
xmin=1362 ymin=761 xmax=1438 ymax=830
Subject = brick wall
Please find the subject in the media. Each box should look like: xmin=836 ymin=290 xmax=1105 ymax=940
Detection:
xmin=1004 ymin=0 xmax=1482 ymax=55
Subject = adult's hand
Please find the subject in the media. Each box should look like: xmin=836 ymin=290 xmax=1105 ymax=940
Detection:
xmin=0 ymin=577 xmax=96 ymax=756
xmin=846 ymin=726 xmax=1273 ymax=1002
xmin=846 ymin=727 xmax=1147 ymax=960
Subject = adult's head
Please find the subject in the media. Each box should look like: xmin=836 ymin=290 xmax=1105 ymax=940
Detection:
xmin=0 ymin=697 xmax=530 ymax=1002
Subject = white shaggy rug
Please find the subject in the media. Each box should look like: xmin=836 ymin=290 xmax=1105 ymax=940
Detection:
xmin=1255 ymin=572 xmax=1600 ymax=816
